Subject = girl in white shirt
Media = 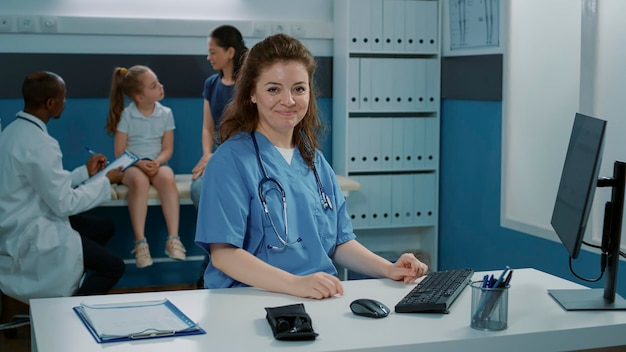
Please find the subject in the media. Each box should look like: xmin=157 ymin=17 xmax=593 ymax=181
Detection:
xmin=106 ymin=65 xmax=186 ymax=268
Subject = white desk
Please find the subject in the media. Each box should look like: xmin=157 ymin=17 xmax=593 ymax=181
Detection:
xmin=29 ymin=268 xmax=626 ymax=352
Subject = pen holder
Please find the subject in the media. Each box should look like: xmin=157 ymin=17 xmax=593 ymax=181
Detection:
xmin=470 ymin=280 xmax=509 ymax=331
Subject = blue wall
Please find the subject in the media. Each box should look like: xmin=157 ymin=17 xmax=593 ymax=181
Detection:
xmin=439 ymin=99 xmax=626 ymax=297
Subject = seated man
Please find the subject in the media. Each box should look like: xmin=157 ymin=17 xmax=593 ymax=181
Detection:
xmin=0 ymin=71 xmax=125 ymax=303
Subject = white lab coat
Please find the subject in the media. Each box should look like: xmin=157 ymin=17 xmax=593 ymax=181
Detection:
xmin=0 ymin=112 xmax=112 ymax=304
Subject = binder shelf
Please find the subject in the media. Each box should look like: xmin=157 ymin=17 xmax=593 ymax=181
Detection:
xmin=333 ymin=0 xmax=441 ymax=270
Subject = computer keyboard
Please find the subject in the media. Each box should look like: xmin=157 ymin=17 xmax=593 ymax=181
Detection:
xmin=394 ymin=268 xmax=474 ymax=314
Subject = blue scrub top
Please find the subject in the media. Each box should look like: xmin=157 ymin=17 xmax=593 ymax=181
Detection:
xmin=195 ymin=131 xmax=356 ymax=289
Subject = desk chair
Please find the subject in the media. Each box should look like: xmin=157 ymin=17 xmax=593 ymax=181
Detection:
xmin=0 ymin=291 xmax=30 ymax=338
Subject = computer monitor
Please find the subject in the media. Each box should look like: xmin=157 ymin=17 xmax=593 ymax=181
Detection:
xmin=549 ymin=112 xmax=626 ymax=310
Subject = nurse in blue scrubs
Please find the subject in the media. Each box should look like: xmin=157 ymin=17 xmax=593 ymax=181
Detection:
xmin=195 ymin=34 xmax=428 ymax=299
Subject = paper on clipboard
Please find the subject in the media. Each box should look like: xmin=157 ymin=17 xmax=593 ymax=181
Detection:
xmin=73 ymin=299 xmax=205 ymax=343
xmin=83 ymin=150 xmax=139 ymax=185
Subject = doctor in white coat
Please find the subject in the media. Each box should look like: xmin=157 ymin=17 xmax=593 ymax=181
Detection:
xmin=0 ymin=71 xmax=125 ymax=304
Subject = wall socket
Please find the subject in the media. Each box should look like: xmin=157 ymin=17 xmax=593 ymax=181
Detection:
xmin=17 ymin=16 xmax=38 ymax=32
xmin=40 ymin=16 xmax=58 ymax=33
xmin=271 ymin=23 xmax=287 ymax=35
xmin=0 ymin=16 xmax=13 ymax=32
xmin=291 ymin=24 xmax=306 ymax=38
xmin=252 ymin=23 xmax=268 ymax=37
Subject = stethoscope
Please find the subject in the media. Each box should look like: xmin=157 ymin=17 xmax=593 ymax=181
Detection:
xmin=251 ymin=132 xmax=333 ymax=250
xmin=17 ymin=116 xmax=44 ymax=131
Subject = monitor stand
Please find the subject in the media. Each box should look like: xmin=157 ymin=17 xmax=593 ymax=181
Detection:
xmin=548 ymin=288 xmax=626 ymax=311
xmin=550 ymin=161 xmax=626 ymax=311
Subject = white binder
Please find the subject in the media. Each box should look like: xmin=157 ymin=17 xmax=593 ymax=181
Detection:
xmin=382 ymin=0 xmax=395 ymax=52
xmin=413 ymin=117 xmax=426 ymax=170
xmin=413 ymin=59 xmax=428 ymax=111
xmin=348 ymin=175 xmax=370 ymax=228
xmin=424 ymin=117 xmax=438 ymax=170
xmin=391 ymin=118 xmax=405 ymax=170
xmin=392 ymin=0 xmax=406 ymax=52
xmin=402 ymin=118 xmax=416 ymax=170
xmin=348 ymin=0 xmax=370 ymax=52
xmin=425 ymin=57 xmax=440 ymax=111
xmin=379 ymin=117 xmax=394 ymax=171
xmin=420 ymin=0 xmax=439 ymax=53
xmin=348 ymin=57 xmax=361 ymax=111
xmin=369 ymin=175 xmax=392 ymax=227
xmin=368 ymin=117 xmax=382 ymax=170
xmin=348 ymin=117 xmax=361 ymax=171
xmin=370 ymin=0 xmax=384 ymax=51
xmin=405 ymin=0 xmax=419 ymax=53
xmin=359 ymin=58 xmax=372 ymax=111
xmin=415 ymin=173 xmax=437 ymax=226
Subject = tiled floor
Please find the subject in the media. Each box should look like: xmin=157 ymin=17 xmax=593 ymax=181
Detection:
xmin=0 ymin=324 xmax=31 ymax=352
xmin=0 ymin=298 xmax=30 ymax=352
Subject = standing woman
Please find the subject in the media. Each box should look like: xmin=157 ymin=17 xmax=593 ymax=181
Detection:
xmin=191 ymin=25 xmax=247 ymax=288
xmin=190 ymin=25 xmax=248 ymax=207
xmin=194 ymin=34 xmax=428 ymax=299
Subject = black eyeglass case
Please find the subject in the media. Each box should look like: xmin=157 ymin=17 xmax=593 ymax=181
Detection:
xmin=265 ymin=303 xmax=318 ymax=341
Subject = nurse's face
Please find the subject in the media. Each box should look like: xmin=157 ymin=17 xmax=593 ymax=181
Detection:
xmin=252 ymin=60 xmax=310 ymax=138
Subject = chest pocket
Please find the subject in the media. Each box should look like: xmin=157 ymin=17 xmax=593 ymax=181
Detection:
xmin=313 ymin=193 xmax=338 ymax=251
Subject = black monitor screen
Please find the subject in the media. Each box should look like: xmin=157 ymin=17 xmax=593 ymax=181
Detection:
xmin=551 ymin=113 xmax=606 ymax=259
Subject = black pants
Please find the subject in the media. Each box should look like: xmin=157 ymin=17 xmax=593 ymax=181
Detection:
xmin=197 ymin=254 xmax=209 ymax=289
xmin=69 ymin=214 xmax=125 ymax=296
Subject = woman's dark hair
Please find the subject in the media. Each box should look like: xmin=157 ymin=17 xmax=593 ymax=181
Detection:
xmin=210 ymin=25 xmax=248 ymax=81
xmin=219 ymin=33 xmax=323 ymax=169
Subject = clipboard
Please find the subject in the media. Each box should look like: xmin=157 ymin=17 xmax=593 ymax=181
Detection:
xmin=82 ymin=150 xmax=139 ymax=185
xmin=73 ymin=299 xmax=205 ymax=343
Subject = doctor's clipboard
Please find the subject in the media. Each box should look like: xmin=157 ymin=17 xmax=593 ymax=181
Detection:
xmin=73 ymin=299 xmax=205 ymax=343
xmin=82 ymin=150 xmax=139 ymax=185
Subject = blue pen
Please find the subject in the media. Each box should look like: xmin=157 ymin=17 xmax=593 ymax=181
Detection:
xmin=491 ymin=266 xmax=510 ymax=289
xmin=481 ymin=275 xmax=489 ymax=288
xmin=500 ymin=269 xmax=514 ymax=288
xmin=83 ymin=146 xmax=97 ymax=155
xmin=84 ymin=146 xmax=110 ymax=165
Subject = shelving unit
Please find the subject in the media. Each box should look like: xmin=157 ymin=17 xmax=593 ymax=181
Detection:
xmin=333 ymin=0 xmax=441 ymax=273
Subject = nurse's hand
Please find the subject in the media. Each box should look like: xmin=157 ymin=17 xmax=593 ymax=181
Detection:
xmin=386 ymin=253 xmax=429 ymax=284
xmin=291 ymin=272 xmax=344 ymax=299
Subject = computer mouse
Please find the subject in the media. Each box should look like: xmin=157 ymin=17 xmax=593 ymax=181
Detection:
xmin=350 ymin=298 xmax=390 ymax=318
